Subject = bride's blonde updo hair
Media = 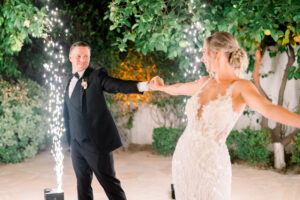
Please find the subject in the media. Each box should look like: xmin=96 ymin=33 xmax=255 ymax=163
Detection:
xmin=205 ymin=32 xmax=248 ymax=78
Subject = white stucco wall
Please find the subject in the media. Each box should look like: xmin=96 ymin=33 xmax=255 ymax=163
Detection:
xmin=235 ymin=47 xmax=300 ymax=134
xmin=130 ymin=47 xmax=300 ymax=144
xmin=129 ymin=105 xmax=159 ymax=144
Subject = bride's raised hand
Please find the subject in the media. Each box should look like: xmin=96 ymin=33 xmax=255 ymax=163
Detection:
xmin=149 ymin=76 xmax=164 ymax=91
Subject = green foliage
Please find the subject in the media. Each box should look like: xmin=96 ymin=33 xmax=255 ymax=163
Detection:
xmin=104 ymin=0 xmax=230 ymax=72
xmin=221 ymin=1 xmax=295 ymax=48
xmin=0 ymin=77 xmax=48 ymax=163
xmin=60 ymin=0 xmax=120 ymax=70
xmin=105 ymin=0 xmax=193 ymax=72
xmin=288 ymin=49 xmax=300 ymax=80
xmin=0 ymin=0 xmax=48 ymax=77
xmin=105 ymin=0 xmax=300 ymax=78
xmin=152 ymin=127 xmax=184 ymax=155
xmin=291 ymin=134 xmax=300 ymax=166
xmin=226 ymin=128 xmax=271 ymax=165
xmin=220 ymin=0 xmax=300 ymax=79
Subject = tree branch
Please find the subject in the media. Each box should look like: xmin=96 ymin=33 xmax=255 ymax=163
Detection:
xmin=274 ymin=44 xmax=296 ymax=139
xmin=253 ymin=47 xmax=272 ymax=132
xmin=282 ymin=94 xmax=300 ymax=146
xmin=277 ymin=45 xmax=295 ymax=107
xmin=252 ymin=47 xmax=271 ymax=101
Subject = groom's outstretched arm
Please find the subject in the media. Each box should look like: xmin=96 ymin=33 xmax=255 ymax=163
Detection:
xmin=96 ymin=67 xmax=148 ymax=94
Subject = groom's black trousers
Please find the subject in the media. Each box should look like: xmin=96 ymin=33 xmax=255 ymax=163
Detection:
xmin=71 ymin=139 xmax=126 ymax=200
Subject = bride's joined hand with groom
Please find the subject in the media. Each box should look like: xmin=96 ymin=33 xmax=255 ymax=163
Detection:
xmin=149 ymin=76 xmax=164 ymax=90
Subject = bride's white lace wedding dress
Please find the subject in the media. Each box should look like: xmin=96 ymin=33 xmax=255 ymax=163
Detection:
xmin=172 ymin=78 xmax=244 ymax=200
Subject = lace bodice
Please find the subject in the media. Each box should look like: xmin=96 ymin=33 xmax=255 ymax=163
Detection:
xmin=184 ymin=78 xmax=241 ymax=144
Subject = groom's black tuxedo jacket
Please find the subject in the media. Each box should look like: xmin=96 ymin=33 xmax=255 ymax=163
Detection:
xmin=63 ymin=67 xmax=143 ymax=153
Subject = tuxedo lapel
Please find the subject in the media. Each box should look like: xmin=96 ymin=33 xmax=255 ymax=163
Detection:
xmin=65 ymin=76 xmax=72 ymax=99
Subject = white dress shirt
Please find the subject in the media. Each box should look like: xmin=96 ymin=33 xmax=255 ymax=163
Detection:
xmin=69 ymin=70 xmax=85 ymax=98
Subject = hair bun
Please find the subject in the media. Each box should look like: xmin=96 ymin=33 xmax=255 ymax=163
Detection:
xmin=228 ymin=48 xmax=248 ymax=78
xmin=206 ymin=32 xmax=249 ymax=78
xmin=229 ymin=48 xmax=243 ymax=63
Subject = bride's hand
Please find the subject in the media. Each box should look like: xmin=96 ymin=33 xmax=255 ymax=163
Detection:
xmin=149 ymin=76 xmax=164 ymax=91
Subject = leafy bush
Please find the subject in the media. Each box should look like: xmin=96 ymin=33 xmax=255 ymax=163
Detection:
xmin=226 ymin=128 xmax=271 ymax=165
xmin=0 ymin=77 xmax=48 ymax=163
xmin=152 ymin=127 xmax=183 ymax=155
xmin=0 ymin=0 xmax=47 ymax=77
xmin=291 ymin=134 xmax=300 ymax=166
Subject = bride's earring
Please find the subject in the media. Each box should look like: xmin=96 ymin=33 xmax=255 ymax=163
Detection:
xmin=209 ymin=71 xmax=216 ymax=78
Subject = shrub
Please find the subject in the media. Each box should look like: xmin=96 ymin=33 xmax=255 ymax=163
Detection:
xmin=226 ymin=128 xmax=271 ymax=165
xmin=0 ymin=77 xmax=48 ymax=163
xmin=291 ymin=134 xmax=300 ymax=166
xmin=152 ymin=127 xmax=183 ymax=155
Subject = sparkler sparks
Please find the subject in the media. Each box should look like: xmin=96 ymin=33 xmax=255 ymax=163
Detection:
xmin=181 ymin=0 xmax=207 ymax=123
xmin=43 ymin=3 xmax=67 ymax=192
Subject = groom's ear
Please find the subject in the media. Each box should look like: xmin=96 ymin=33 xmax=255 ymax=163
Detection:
xmin=69 ymin=54 xmax=74 ymax=63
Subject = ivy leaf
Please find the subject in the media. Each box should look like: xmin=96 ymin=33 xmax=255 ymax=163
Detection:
xmin=278 ymin=45 xmax=286 ymax=53
xmin=289 ymin=66 xmax=296 ymax=73
xmin=132 ymin=23 xmax=138 ymax=30
xmin=270 ymin=31 xmax=279 ymax=42
xmin=293 ymin=15 xmax=300 ymax=21
xmin=124 ymin=20 xmax=131 ymax=27
xmin=179 ymin=41 xmax=187 ymax=48
xmin=288 ymin=66 xmax=296 ymax=80
xmin=109 ymin=24 xmax=118 ymax=31
xmin=269 ymin=51 xmax=277 ymax=58
xmin=256 ymin=33 xmax=262 ymax=43
xmin=118 ymin=42 xmax=127 ymax=52
xmin=294 ymin=68 xmax=300 ymax=80
xmin=0 ymin=17 xmax=4 ymax=26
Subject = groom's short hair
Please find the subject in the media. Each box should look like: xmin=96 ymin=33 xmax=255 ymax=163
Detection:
xmin=69 ymin=41 xmax=91 ymax=55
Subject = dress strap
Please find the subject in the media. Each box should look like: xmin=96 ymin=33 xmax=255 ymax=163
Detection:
xmin=194 ymin=77 xmax=211 ymax=96
xmin=225 ymin=81 xmax=238 ymax=97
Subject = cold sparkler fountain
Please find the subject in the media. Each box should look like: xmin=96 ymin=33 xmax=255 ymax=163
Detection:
xmin=42 ymin=2 xmax=68 ymax=200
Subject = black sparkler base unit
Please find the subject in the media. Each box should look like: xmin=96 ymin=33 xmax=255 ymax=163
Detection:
xmin=44 ymin=188 xmax=64 ymax=200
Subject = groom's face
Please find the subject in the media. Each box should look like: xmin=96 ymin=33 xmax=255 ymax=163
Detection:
xmin=69 ymin=46 xmax=90 ymax=73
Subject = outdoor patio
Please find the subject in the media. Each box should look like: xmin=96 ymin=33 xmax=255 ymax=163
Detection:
xmin=0 ymin=147 xmax=299 ymax=200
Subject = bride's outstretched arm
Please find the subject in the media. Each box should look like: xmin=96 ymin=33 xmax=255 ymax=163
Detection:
xmin=239 ymin=79 xmax=300 ymax=129
xmin=149 ymin=76 xmax=209 ymax=96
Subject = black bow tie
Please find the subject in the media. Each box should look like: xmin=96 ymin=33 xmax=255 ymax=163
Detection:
xmin=72 ymin=72 xmax=80 ymax=79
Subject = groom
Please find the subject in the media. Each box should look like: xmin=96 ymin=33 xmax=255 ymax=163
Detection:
xmin=63 ymin=41 xmax=149 ymax=200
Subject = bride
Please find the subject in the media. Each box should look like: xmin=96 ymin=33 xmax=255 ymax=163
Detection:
xmin=149 ymin=31 xmax=300 ymax=200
